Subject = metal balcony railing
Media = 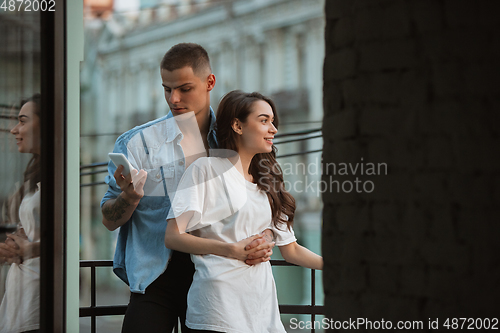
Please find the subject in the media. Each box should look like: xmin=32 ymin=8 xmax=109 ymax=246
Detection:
xmin=80 ymin=259 xmax=324 ymax=333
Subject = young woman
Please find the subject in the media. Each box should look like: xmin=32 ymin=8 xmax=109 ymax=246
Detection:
xmin=165 ymin=90 xmax=323 ymax=333
xmin=0 ymin=94 xmax=41 ymax=333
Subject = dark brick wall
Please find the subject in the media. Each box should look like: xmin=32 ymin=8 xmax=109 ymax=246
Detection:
xmin=322 ymin=0 xmax=500 ymax=327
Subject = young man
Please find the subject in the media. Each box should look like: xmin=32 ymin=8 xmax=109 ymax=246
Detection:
xmin=101 ymin=43 xmax=274 ymax=333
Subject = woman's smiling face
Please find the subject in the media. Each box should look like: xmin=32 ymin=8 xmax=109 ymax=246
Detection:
xmin=10 ymin=101 xmax=40 ymax=154
xmin=237 ymin=100 xmax=277 ymax=155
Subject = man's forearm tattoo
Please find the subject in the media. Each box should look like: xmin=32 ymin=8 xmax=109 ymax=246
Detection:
xmin=103 ymin=196 xmax=131 ymax=222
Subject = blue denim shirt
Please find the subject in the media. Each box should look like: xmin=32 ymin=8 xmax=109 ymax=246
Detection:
xmin=101 ymin=109 xmax=217 ymax=293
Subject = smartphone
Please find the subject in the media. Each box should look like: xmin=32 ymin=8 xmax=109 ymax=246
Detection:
xmin=108 ymin=153 xmax=134 ymax=176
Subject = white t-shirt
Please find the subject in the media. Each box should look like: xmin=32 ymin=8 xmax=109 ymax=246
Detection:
xmin=0 ymin=183 xmax=40 ymax=333
xmin=170 ymin=157 xmax=296 ymax=333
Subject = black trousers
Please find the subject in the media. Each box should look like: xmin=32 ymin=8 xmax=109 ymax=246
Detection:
xmin=121 ymin=251 xmax=195 ymax=333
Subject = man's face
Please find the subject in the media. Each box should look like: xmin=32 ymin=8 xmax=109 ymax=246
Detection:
xmin=161 ymin=66 xmax=214 ymax=117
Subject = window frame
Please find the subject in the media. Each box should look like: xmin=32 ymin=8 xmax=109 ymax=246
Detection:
xmin=40 ymin=1 xmax=67 ymax=331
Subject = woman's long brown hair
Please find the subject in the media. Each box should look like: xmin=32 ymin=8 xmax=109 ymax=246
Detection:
xmin=215 ymin=90 xmax=295 ymax=230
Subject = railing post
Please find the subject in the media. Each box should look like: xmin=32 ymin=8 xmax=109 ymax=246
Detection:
xmin=91 ymin=264 xmax=96 ymax=333
xmin=311 ymin=268 xmax=316 ymax=333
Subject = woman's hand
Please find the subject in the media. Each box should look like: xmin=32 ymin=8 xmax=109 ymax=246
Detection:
xmin=6 ymin=233 xmax=40 ymax=261
xmin=0 ymin=240 xmax=21 ymax=264
xmin=228 ymin=234 xmax=275 ymax=262
xmin=0 ymin=228 xmax=27 ymax=264
xmin=245 ymin=230 xmax=275 ymax=265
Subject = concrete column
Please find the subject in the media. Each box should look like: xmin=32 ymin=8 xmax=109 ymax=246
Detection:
xmin=322 ymin=0 xmax=500 ymax=325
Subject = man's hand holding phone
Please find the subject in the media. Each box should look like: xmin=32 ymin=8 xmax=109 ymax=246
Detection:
xmin=109 ymin=153 xmax=147 ymax=201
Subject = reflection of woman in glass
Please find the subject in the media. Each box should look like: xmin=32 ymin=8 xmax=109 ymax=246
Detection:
xmin=0 ymin=94 xmax=41 ymax=333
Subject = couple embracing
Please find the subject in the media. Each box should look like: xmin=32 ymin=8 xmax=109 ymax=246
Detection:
xmin=101 ymin=43 xmax=322 ymax=333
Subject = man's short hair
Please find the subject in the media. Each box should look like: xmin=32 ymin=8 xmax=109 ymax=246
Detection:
xmin=160 ymin=43 xmax=211 ymax=77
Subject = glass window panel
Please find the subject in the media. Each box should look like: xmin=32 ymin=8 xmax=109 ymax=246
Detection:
xmin=0 ymin=7 xmax=41 ymax=332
